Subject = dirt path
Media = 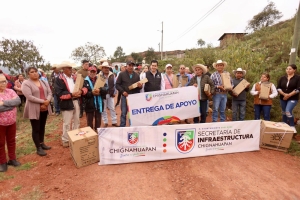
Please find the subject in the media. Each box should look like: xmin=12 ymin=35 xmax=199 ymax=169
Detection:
xmin=1 ymin=104 xmax=300 ymax=200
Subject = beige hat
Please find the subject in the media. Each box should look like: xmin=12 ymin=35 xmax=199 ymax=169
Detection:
xmin=50 ymin=64 xmax=58 ymax=70
xmin=57 ymin=61 xmax=73 ymax=69
xmin=213 ymin=60 xmax=227 ymax=69
xmin=100 ymin=57 xmax=108 ymax=62
xmin=233 ymin=68 xmax=246 ymax=76
xmin=192 ymin=64 xmax=207 ymax=74
xmin=38 ymin=68 xmax=44 ymax=73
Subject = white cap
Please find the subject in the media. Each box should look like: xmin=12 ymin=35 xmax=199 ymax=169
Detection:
xmin=165 ymin=64 xmax=172 ymax=69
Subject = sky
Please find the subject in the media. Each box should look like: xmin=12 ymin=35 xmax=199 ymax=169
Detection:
xmin=0 ymin=0 xmax=299 ymax=65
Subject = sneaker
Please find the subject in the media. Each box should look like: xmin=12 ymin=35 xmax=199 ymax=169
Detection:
xmin=7 ymin=160 xmax=21 ymax=167
xmin=55 ymin=113 xmax=59 ymax=116
xmin=0 ymin=163 xmax=7 ymax=172
xmin=62 ymin=141 xmax=69 ymax=148
xmin=291 ymin=126 xmax=297 ymax=133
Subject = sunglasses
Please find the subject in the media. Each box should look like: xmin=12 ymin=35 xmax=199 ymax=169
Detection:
xmin=180 ymin=68 xmax=185 ymax=70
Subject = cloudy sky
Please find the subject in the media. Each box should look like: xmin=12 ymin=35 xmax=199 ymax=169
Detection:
xmin=0 ymin=0 xmax=299 ymax=65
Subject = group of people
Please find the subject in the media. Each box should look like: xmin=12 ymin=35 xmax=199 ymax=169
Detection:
xmin=0 ymin=57 xmax=299 ymax=173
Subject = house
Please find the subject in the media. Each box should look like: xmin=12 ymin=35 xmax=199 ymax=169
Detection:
xmin=218 ymin=33 xmax=247 ymax=48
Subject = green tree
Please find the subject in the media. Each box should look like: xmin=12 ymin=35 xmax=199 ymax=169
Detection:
xmin=197 ymin=38 xmax=206 ymax=47
xmin=113 ymin=46 xmax=125 ymax=60
xmin=0 ymin=38 xmax=46 ymax=74
xmin=70 ymin=42 xmax=106 ymax=65
xmin=145 ymin=47 xmax=156 ymax=63
xmin=246 ymin=1 xmax=282 ymax=32
xmin=130 ymin=52 xmax=142 ymax=62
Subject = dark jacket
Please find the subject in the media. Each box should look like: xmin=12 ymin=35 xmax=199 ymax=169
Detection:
xmin=188 ymin=74 xmax=215 ymax=100
xmin=54 ymin=73 xmax=76 ymax=111
xmin=229 ymin=78 xmax=249 ymax=101
xmin=99 ymin=71 xmax=115 ymax=97
xmin=277 ymin=75 xmax=300 ymax=100
xmin=116 ymin=70 xmax=140 ymax=95
xmin=82 ymin=76 xmax=106 ymax=113
xmin=50 ymin=72 xmax=60 ymax=93
xmin=144 ymin=70 xmax=162 ymax=92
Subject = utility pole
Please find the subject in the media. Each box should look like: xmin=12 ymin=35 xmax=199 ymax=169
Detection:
xmin=289 ymin=1 xmax=300 ymax=65
xmin=158 ymin=43 xmax=160 ymax=52
xmin=161 ymin=21 xmax=163 ymax=60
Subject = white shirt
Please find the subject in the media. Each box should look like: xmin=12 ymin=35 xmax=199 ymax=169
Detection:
xmin=250 ymin=81 xmax=278 ymax=98
xmin=63 ymin=73 xmax=75 ymax=93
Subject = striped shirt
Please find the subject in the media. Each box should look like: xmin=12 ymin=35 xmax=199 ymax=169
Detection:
xmin=210 ymin=71 xmax=233 ymax=92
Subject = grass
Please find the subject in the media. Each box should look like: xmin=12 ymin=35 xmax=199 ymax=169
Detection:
xmin=16 ymin=162 xmax=37 ymax=171
xmin=0 ymin=173 xmax=14 ymax=182
xmin=15 ymin=108 xmax=62 ymax=158
xmin=288 ymin=139 xmax=300 ymax=157
xmin=21 ymin=187 xmax=43 ymax=200
xmin=13 ymin=185 xmax=22 ymax=191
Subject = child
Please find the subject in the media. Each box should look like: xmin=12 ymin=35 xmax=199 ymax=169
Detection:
xmin=230 ymin=68 xmax=249 ymax=121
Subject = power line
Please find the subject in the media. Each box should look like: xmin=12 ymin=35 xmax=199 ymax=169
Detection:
xmin=166 ymin=0 xmax=226 ymax=45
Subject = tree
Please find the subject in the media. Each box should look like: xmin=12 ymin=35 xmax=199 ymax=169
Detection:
xmin=197 ymin=39 xmax=206 ymax=47
xmin=70 ymin=42 xmax=106 ymax=65
xmin=145 ymin=47 xmax=156 ymax=63
xmin=246 ymin=1 xmax=282 ymax=32
xmin=130 ymin=52 xmax=142 ymax=63
xmin=0 ymin=38 xmax=47 ymax=74
xmin=113 ymin=46 xmax=125 ymax=60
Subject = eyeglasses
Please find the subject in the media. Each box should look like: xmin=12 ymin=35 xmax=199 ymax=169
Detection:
xmin=0 ymin=80 xmax=7 ymax=85
xmin=180 ymin=68 xmax=185 ymax=70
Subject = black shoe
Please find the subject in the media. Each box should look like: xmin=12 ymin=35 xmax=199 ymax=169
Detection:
xmin=41 ymin=143 xmax=51 ymax=150
xmin=112 ymin=124 xmax=119 ymax=127
xmin=37 ymin=147 xmax=47 ymax=156
xmin=7 ymin=160 xmax=21 ymax=167
xmin=0 ymin=163 xmax=7 ymax=172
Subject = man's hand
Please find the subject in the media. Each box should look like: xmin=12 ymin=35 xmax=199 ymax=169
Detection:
xmin=0 ymin=101 xmax=3 ymax=106
xmin=123 ymin=91 xmax=128 ymax=97
xmin=92 ymin=90 xmax=100 ymax=96
xmin=137 ymin=82 xmax=143 ymax=88
xmin=72 ymin=91 xmax=81 ymax=98
xmin=193 ymin=83 xmax=198 ymax=88
xmin=218 ymin=85 xmax=225 ymax=91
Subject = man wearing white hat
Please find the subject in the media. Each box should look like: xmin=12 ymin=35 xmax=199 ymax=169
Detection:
xmin=229 ymin=68 xmax=249 ymax=121
xmin=54 ymin=61 xmax=82 ymax=147
xmin=210 ymin=60 xmax=233 ymax=122
xmin=99 ymin=62 xmax=118 ymax=127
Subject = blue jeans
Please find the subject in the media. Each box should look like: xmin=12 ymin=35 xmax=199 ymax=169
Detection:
xmin=194 ymin=100 xmax=208 ymax=123
xmin=280 ymin=99 xmax=298 ymax=126
xmin=120 ymin=96 xmax=128 ymax=127
xmin=232 ymin=100 xmax=246 ymax=121
xmin=254 ymin=105 xmax=271 ymax=121
xmin=53 ymin=94 xmax=60 ymax=114
xmin=212 ymin=93 xmax=227 ymax=122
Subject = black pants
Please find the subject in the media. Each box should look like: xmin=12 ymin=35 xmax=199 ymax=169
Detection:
xmin=18 ymin=95 xmax=26 ymax=108
xmin=30 ymin=111 xmax=48 ymax=148
xmin=116 ymin=91 xmax=121 ymax=106
xmin=193 ymin=100 xmax=208 ymax=123
xmin=86 ymin=111 xmax=101 ymax=130
xmin=80 ymin=96 xmax=85 ymax=115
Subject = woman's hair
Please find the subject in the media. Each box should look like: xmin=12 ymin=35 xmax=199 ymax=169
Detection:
xmin=26 ymin=66 xmax=37 ymax=75
xmin=262 ymin=72 xmax=270 ymax=81
xmin=16 ymin=74 xmax=24 ymax=79
xmin=288 ymin=64 xmax=297 ymax=70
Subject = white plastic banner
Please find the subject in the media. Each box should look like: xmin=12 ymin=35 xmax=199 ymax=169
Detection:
xmin=98 ymin=120 xmax=260 ymax=165
xmin=127 ymin=86 xmax=199 ymax=126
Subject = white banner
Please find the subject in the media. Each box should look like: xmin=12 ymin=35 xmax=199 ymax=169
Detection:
xmin=127 ymin=86 xmax=199 ymax=126
xmin=98 ymin=120 xmax=260 ymax=165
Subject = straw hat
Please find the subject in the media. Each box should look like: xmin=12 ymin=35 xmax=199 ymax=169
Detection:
xmin=233 ymin=68 xmax=246 ymax=76
xmin=98 ymin=61 xmax=110 ymax=70
xmin=192 ymin=64 xmax=207 ymax=74
xmin=99 ymin=57 xmax=108 ymax=62
xmin=213 ymin=60 xmax=227 ymax=69
xmin=57 ymin=61 xmax=73 ymax=69
xmin=50 ymin=64 xmax=58 ymax=70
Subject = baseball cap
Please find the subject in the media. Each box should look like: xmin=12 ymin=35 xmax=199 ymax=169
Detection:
xmin=88 ymin=66 xmax=97 ymax=72
xmin=127 ymin=61 xmax=135 ymax=66
xmin=165 ymin=64 xmax=172 ymax=69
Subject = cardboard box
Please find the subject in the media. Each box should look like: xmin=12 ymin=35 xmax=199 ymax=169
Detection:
xmin=259 ymin=83 xmax=271 ymax=100
xmin=204 ymin=84 xmax=211 ymax=95
xmin=172 ymin=75 xmax=179 ymax=88
xmin=232 ymin=79 xmax=250 ymax=96
xmin=73 ymin=74 xmax=84 ymax=92
xmin=260 ymin=121 xmax=294 ymax=152
xmin=68 ymin=127 xmax=99 ymax=168
xmin=128 ymin=78 xmax=148 ymax=90
xmin=221 ymin=73 xmax=232 ymax=90
xmin=94 ymin=75 xmax=106 ymax=90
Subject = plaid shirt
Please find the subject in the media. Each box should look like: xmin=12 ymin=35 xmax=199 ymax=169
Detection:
xmin=210 ymin=71 xmax=233 ymax=92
